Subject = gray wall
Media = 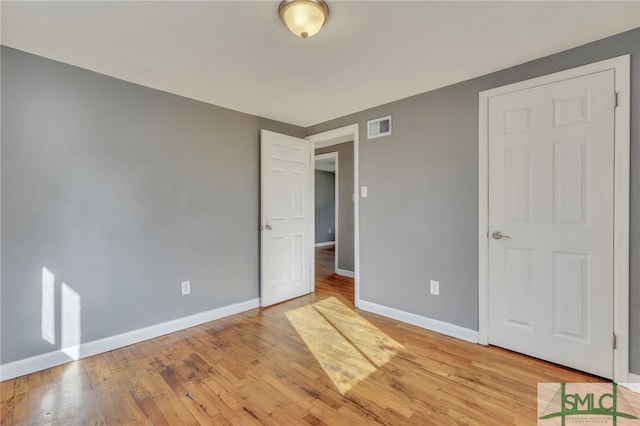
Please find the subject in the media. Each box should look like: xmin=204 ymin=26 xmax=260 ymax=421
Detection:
xmin=306 ymin=28 xmax=640 ymax=374
xmin=314 ymin=170 xmax=335 ymax=244
xmin=2 ymin=27 xmax=639 ymax=373
xmin=316 ymin=142 xmax=354 ymax=272
xmin=0 ymin=46 xmax=304 ymax=364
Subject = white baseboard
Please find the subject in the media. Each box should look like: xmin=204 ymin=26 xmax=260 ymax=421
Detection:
xmin=357 ymin=299 xmax=479 ymax=344
xmin=621 ymin=373 xmax=640 ymax=393
xmin=0 ymin=298 xmax=260 ymax=381
xmin=336 ymin=268 xmax=355 ymax=278
xmin=315 ymin=241 xmax=335 ymax=247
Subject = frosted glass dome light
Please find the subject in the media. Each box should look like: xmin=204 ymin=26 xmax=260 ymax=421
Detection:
xmin=279 ymin=0 xmax=329 ymax=39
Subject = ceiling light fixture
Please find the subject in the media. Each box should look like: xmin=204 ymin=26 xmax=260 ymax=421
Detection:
xmin=278 ymin=0 xmax=329 ymax=39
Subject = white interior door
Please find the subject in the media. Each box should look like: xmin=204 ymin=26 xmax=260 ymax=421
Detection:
xmin=261 ymin=130 xmax=313 ymax=307
xmin=488 ymin=70 xmax=615 ymax=378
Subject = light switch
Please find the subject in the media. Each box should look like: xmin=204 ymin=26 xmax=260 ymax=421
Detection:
xmin=361 ymin=186 xmax=368 ymax=198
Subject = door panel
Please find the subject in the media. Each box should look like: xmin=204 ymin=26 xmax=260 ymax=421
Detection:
xmin=503 ymin=248 xmax=533 ymax=328
xmin=553 ymin=140 xmax=589 ymax=225
xmin=261 ymin=130 xmax=313 ymax=307
xmin=552 ymin=252 xmax=589 ymax=340
xmin=488 ymin=70 xmax=615 ymax=378
xmin=504 ymin=147 xmax=531 ymax=222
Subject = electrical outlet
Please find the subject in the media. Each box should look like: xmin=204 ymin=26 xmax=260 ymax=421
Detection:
xmin=328 ymin=228 xmax=332 ymax=234
xmin=181 ymin=280 xmax=191 ymax=296
xmin=430 ymin=280 xmax=440 ymax=296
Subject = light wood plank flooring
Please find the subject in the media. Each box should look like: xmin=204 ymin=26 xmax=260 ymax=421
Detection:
xmin=1 ymin=246 xmax=603 ymax=425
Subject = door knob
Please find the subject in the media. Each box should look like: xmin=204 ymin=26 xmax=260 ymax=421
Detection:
xmin=492 ymin=231 xmax=511 ymax=240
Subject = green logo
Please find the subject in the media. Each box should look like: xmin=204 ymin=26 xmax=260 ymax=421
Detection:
xmin=539 ymin=383 xmax=639 ymax=425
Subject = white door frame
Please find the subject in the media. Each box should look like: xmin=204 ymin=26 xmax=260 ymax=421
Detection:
xmin=314 ymin=152 xmax=339 ymax=272
xmin=307 ymin=124 xmax=360 ymax=306
xmin=478 ymin=55 xmax=630 ymax=383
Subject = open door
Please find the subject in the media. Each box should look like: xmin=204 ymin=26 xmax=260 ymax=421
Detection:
xmin=261 ymin=130 xmax=313 ymax=307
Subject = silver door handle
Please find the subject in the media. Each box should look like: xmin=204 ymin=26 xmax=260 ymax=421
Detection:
xmin=492 ymin=231 xmax=511 ymax=240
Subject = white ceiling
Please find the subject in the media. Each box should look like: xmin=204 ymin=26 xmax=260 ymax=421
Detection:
xmin=2 ymin=1 xmax=639 ymax=127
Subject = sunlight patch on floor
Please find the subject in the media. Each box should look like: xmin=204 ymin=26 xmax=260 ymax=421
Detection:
xmin=285 ymin=296 xmax=404 ymax=394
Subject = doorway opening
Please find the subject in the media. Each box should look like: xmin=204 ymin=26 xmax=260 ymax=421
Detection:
xmin=314 ymin=151 xmax=354 ymax=303
xmin=314 ymin=152 xmax=338 ymax=256
xmin=308 ymin=124 xmax=360 ymax=306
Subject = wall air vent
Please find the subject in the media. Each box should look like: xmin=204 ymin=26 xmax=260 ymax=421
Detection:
xmin=367 ymin=116 xmax=392 ymax=139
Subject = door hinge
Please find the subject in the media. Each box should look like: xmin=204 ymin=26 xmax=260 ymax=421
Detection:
xmin=614 ymin=92 xmax=619 ymax=108
xmin=613 ymin=333 xmax=617 ymax=350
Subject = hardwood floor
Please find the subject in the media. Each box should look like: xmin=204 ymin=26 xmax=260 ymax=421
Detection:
xmin=314 ymin=245 xmax=354 ymax=304
xmin=1 ymin=246 xmax=603 ymax=425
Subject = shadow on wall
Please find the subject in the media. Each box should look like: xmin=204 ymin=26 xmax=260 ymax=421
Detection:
xmin=41 ymin=267 xmax=82 ymax=360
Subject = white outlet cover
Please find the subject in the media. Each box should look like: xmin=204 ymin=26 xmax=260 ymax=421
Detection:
xmin=430 ymin=280 xmax=440 ymax=296
xmin=181 ymin=280 xmax=191 ymax=295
